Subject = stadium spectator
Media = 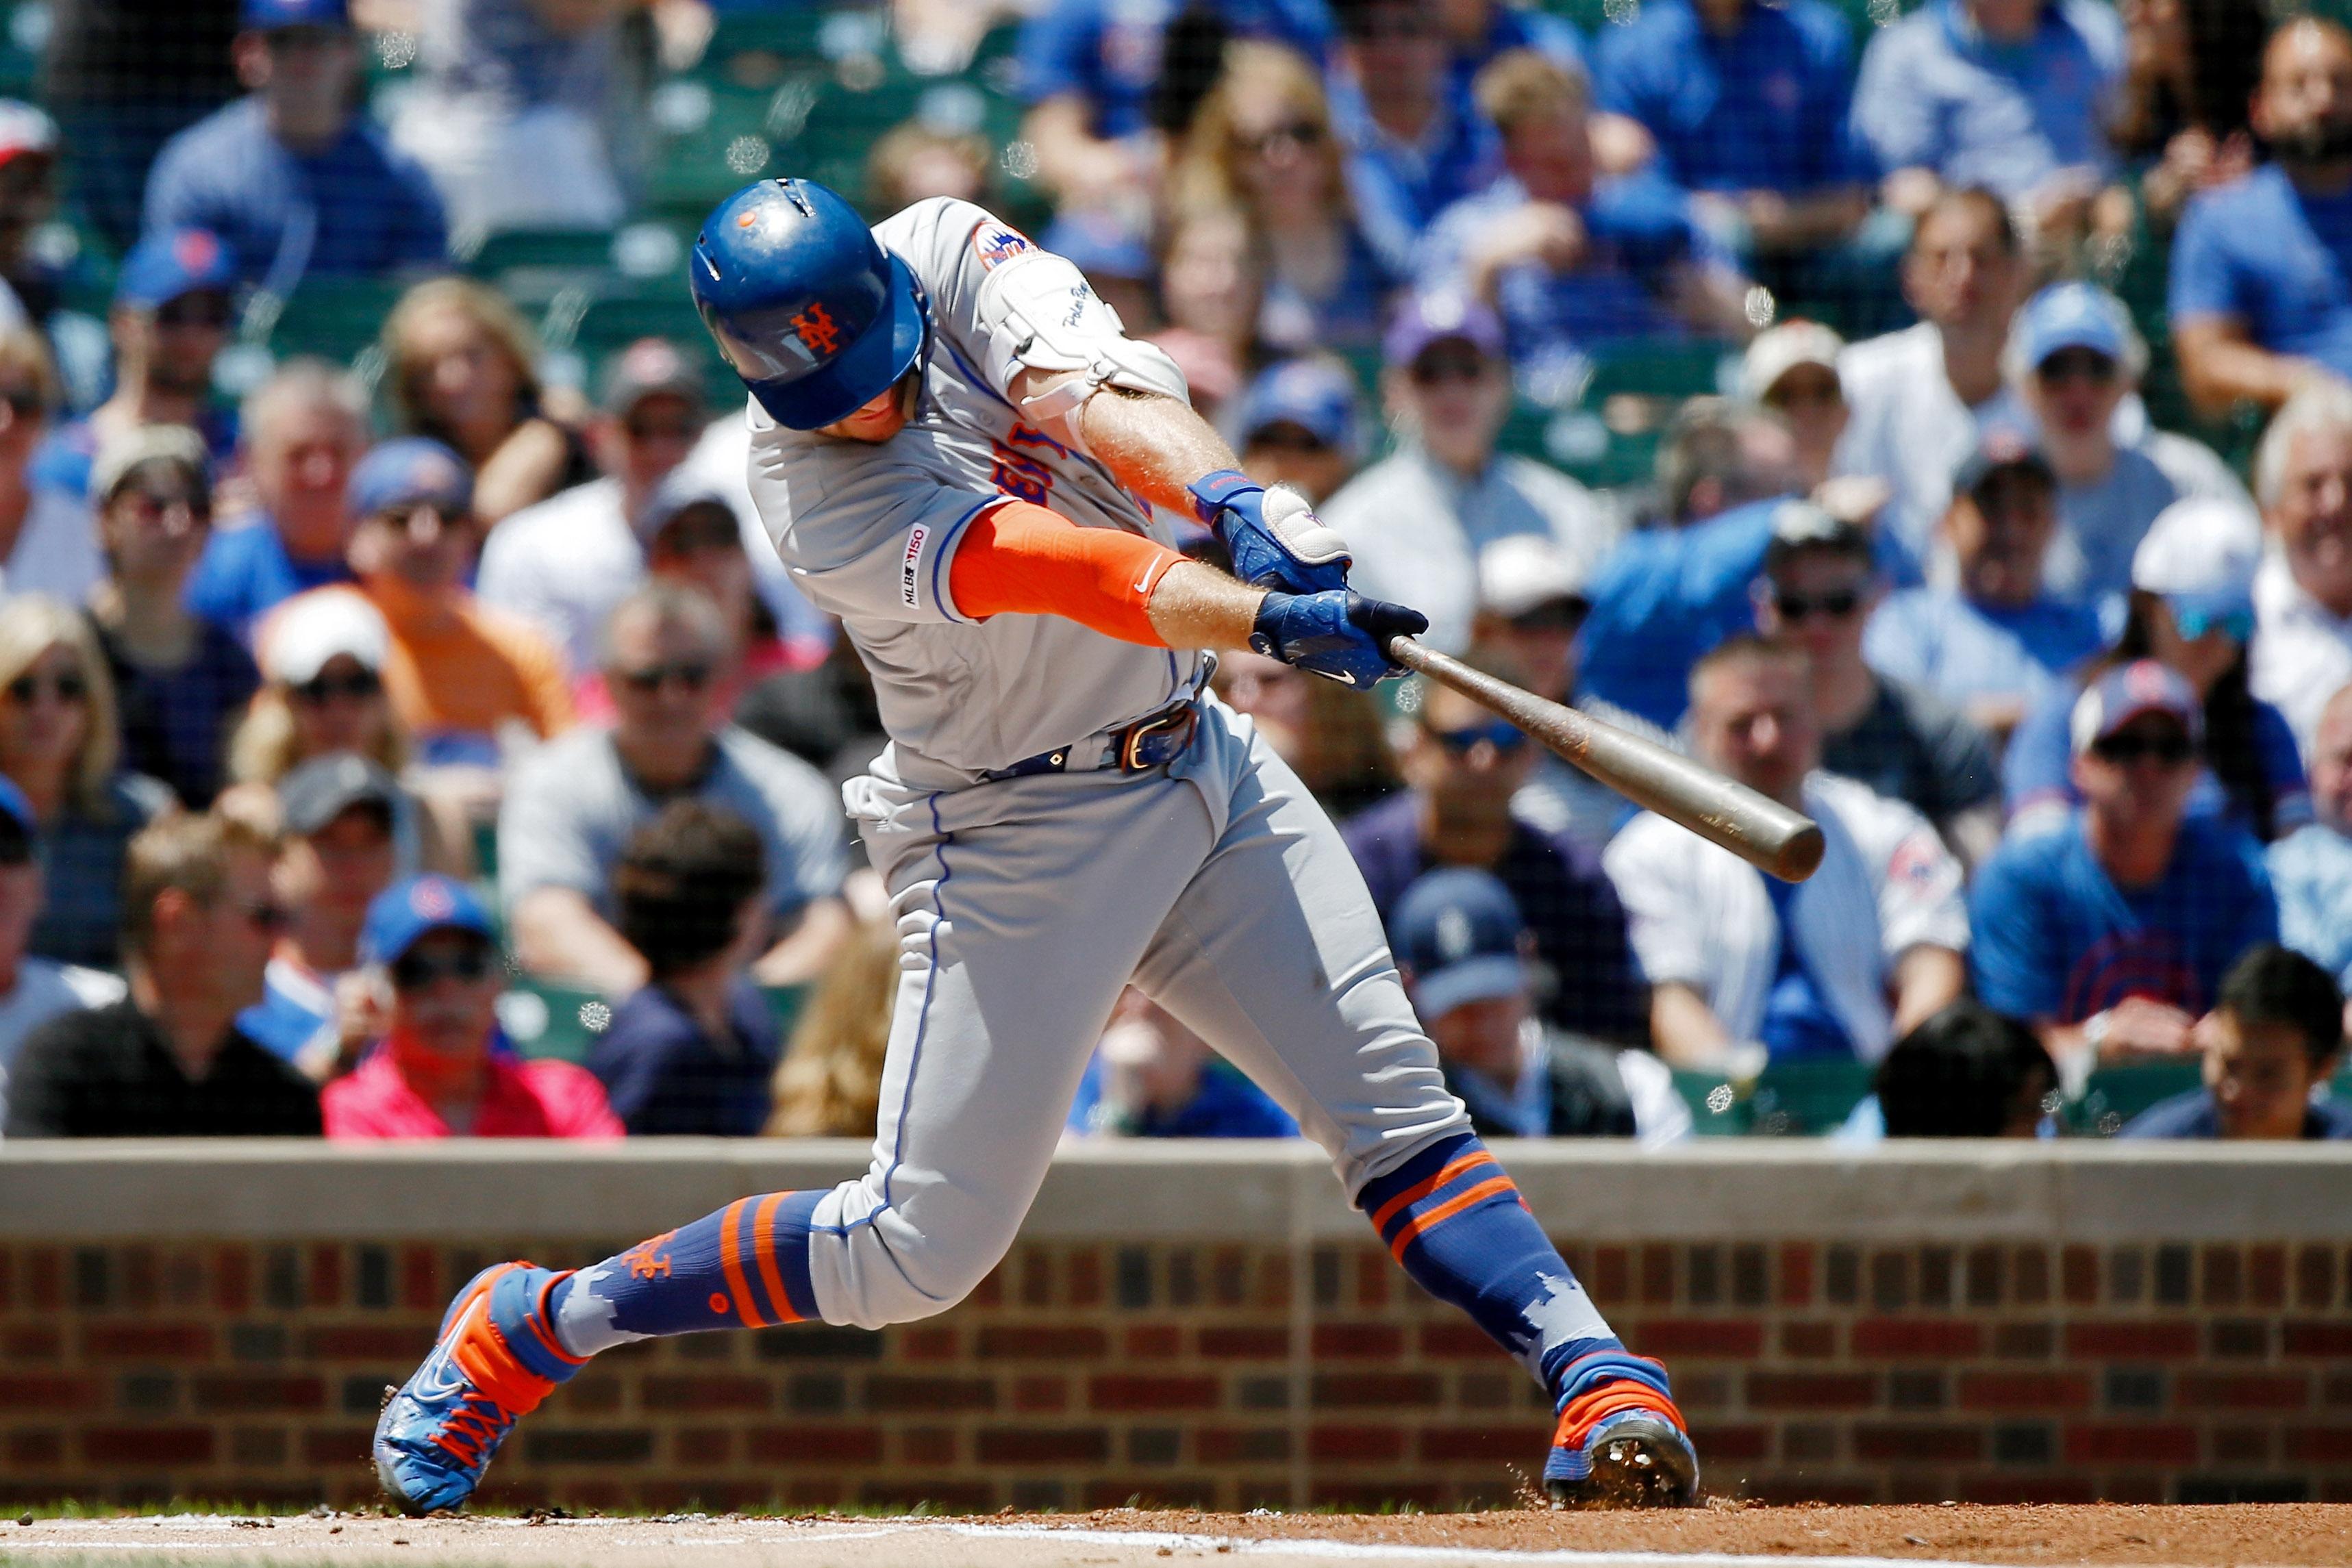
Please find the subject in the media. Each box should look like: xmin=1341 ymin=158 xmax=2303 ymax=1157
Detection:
xmin=235 ymin=751 xmax=397 ymax=1074
xmin=321 ymin=874 xmax=621 ymax=1139
xmin=1342 ymin=649 xmax=1649 ymax=1046
xmin=499 ymin=583 xmax=851 ymax=995
xmin=1066 ymin=986 xmax=1297 ymax=1138
xmin=1391 ymin=865 xmax=1688 ymax=1143
xmin=0 ymin=102 xmax=60 ymax=327
xmin=1172 ymin=42 xmax=1394 ymax=354
xmin=41 ymin=0 xmax=242 ymax=249
xmin=3 ymin=809 xmax=316 ymax=1137
xmin=1864 ymin=433 xmax=2103 ymax=742
xmin=1753 ymin=503 xmax=2003 ymax=865
xmin=0 ymin=776 xmax=125 ymax=1126
xmin=346 ymin=437 xmax=572 ymax=768
xmin=0 ymin=594 xmax=171 ymax=969
xmin=1149 ymin=203 xmax=1264 ymax=420
xmin=386 ymin=0 xmax=634 ymax=236
xmin=381 ymin=277 xmax=592 ymax=526
xmin=1742 ymin=320 xmax=1857 ymax=495
xmin=35 ymin=227 xmax=238 ymax=502
xmin=864 ymin=120 xmax=991 ymax=215
xmin=1212 ymin=648 xmax=1398 ymax=820
xmin=1230 ymin=355 xmax=1364 ymax=506
xmin=2005 ymin=283 xmax=2248 ymax=606
xmin=2170 ymin=18 xmax=2352 ymax=416
xmin=2121 ymin=943 xmax=2352 ymax=1138
xmin=2268 ymin=681 xmax=2352 ymax=992
xmin=477 ymin=337 xmax=710 ymax=671
xmin=1328 ymin=0 xmax=1496 ymax=280
xmin=1849 ymin=0 xmax=2124 ymax=220
xmin=1834 ymin=188 xmax=2031 ymax=573
xmin=1325 ymin=292 xmax=1616 ymax=655
xmin=225 ymin=588 xmax=468 ymax=877
xmin=765 ymin=909 xmax=897 ymax=1137
xmin=589 ymin=802 xmax=781 ymax=1138
xmin=1866 ymin=1001 xmax=2057 ymax=1138
xmin=2008 ymin=498 xmax=2303 ymax=841
xmin=2251 ymin=383 xmax=2352 ymax=756
xmin=1418 ymin=51 xmax=1754 ymax=394
xmin=1040 ymin=208 xmax=1160 ymax=336
xmin=84 ymin=424 xmax=258 ymax=807
xmin=1604 ymin=636 xmax=1970 ymax=1073
xmin=0 ymin=325 xmax=102 ymax=603
xmin=1971 ymin=661 xmax=2278 ymax=1082
xmin=1592 ymin=0 xmax=1869 ymax=261
xmin=142 ymin=0 xmax=447 ymax=286
xmin=184 ymin=359 xmax=367 ymax=642
xmin=2105 ymin=0 xmax=2263 ymax=233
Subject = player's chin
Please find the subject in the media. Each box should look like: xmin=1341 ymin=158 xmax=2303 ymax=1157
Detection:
xmin=819 ymin=407 xmax=909 ymax=444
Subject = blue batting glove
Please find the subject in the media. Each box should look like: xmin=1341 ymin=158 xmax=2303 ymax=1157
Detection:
xmin=1189 ymin=469 xmax=1351 ymax=594
xmin=1249 ymin=590 xmax=1427 ymax=689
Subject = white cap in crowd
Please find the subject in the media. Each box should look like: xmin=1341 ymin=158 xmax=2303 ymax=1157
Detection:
xmin=1739 ymin=320 xmax=1845 ymax=404
xmin=2131 ymin=496 xmax=2264 ymax=625
xmin=1477 ymin=534 xmax=1590 ymax=620
xmin=260 ymin=588 xmax=390 ymax=685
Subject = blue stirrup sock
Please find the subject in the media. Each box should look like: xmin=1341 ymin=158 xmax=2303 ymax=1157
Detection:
xmin=547 ymin=1191 xmax=825 ymax=1357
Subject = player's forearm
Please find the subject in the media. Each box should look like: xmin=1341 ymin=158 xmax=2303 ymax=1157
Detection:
xmin=1144 ymin=559 xmax=1266 ymax=650
xmin=1073 ymin=386 xmax=1243 ymax=518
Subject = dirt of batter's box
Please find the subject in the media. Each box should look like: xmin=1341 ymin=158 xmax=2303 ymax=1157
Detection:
xmin=973 ymin=1501 xmax=2352 ymax=1563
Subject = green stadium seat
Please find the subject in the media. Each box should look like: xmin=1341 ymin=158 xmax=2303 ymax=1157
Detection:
xmin=1671 ymin=1059 xmax=1875 ymax=1137
xmin=2070 ymin=1061 xmax=2203 ymax=1135
xmin=762 ymin=985 xmax=806 ymax=1039
xmin=255 ymin=277 xmax=403 ymax=369
xmin=500 ymin=981 xmax=612 ymax=1065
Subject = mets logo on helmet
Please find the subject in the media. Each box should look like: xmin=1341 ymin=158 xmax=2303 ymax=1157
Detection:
xmin=790 ymin=303 xmax=842 ymax=357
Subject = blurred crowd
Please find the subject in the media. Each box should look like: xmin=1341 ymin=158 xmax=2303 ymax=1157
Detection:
xmin=5 ymin=0 xmax=2352 ymax=1148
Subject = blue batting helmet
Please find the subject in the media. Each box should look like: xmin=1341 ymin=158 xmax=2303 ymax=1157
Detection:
xmin=690 ymin=179 xmax=927 ymax=431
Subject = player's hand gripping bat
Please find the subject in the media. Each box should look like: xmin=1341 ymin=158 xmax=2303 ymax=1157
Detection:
xmin=1386 ymin=637 xmax=1825 ymax=883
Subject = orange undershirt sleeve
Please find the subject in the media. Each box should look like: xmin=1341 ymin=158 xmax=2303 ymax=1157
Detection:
xmin=946 ymin=500 xmax=1186 ymax=647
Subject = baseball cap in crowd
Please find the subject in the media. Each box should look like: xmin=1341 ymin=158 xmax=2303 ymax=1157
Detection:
xmin=1478 ymin=533 xmax=1588 ymax=621
xmin=1393 ymin=868 xmax=1531 ymax=1020
xmin=361 ymin=874 xmax=497 ymax=968
xmin=260 ymin=587 xmax=390 ymax=685
xmin=90 ymin=423 xmax=210 ymax=505
xmin=114 ymin=228 xmax=238 ymax=311
xmin=1739 ymin=319 xmax=1844 ymax=404
xmin=1041 ymin=210 xmax=1153 ymax=283
xmin=2131 ymin=496 xmax=2264 ymax=637
xmin=1384 ymin=291 xmax=1507 ymax=371
xmin=1951 ymin=425 xmax=2057 ymax=503
xmin=277 ymin=753 xmax=399 ymax=837
xmin=600 ymin=337 xmax=704 ymax=418
xmin=0 ymin=773 xmax=36 ymax=865
xmin=1233 ymin=357 xmax=1364 ymax=459
xmin=0 ymin=101 xmax=58 ymax=170
xmin=349 ymin=437 xmax=472 ymax=520
xmin=2070 ymin=659 xmax=2203 ymax=755
xmin=1762 ymin=498 xmax=1869 ymax=571
xmin=2010 ymin=282 xmax=2138 ymax=375
xmin=240 ymin=0 xmax=349 ymax=29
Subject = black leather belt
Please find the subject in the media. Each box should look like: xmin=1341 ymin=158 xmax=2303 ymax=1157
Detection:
xmin=981 ymin=700 xmax=1200 ymax=783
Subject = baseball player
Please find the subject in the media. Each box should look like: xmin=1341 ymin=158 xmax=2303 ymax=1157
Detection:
xmin=371 ymin=179 xmax=1699 ymax=1513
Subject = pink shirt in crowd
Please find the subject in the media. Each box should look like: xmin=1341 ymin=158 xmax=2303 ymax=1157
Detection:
xmin=321 ymin=1046 xmax=625 ymax=1140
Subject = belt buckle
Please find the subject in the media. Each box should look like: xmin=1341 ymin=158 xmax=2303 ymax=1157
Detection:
xmin=1119 ymin=705 xmax=1194 ymax=771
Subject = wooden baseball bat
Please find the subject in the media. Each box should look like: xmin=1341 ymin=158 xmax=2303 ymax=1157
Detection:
xmin=1387 ymin=637 xmax=1825 ymax=883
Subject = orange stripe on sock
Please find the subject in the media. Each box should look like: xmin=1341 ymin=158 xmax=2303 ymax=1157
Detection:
xmin=749 ymin=1192 xmax=797 ymax=1325
xmin=1367 ymin=1152 xmax=1498 ymax=1236
xmin=716 ymin=1199 xmax=764 ymax=1328
xmin=1385 ymin=1176 xmax=1519 ymax=1263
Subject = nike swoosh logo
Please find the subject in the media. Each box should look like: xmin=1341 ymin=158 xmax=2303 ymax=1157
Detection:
xmin=411 ymin=1341 xmax=467 ymax=1403
xmin=1134 ymin=564 xmax=1158 ymax=594
xmin=1334 ymin=670 xmax=1358 ymax=686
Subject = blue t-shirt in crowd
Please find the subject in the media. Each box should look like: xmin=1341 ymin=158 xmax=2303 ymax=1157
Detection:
xmin=1969 ymin=811 xmax=2278 ymax=1024
xmin=185 ymin=515 xmax=355 ymax=646
xmin=2120 ymin=1087 xmax=2352 ymax=1140
xmin=2169 ymin=164 xmax=2352 ymax=383
xmin=588 ymin=978 xmax=782 ymax=1137
xmin=1015 ymin=0 xmax=1331 ymax=135
xmin=2001 ymin=682 xmax=2310 ymax=835
xmin=1578 ymin=499 xmax=1779 ymax=730
xmin=98 ymin=616 xmax=260 ymax=809
xmin=1757 ymin=874 xmax=1857 ymax=1061
xmin=1594 ymin=0 xmax=1861 ymax=196
xmin=238 ymin=954 xmax=337 ymax=1065
xmin=1849 ymin=0 xmax=2124 ymax=197
xmin=1066 ymin=1049 xmax=1298 ymax=1138
xmin=1336 ymin=84 xmax=1499 ymax=281
xmin=1864 ymin=587 xmax=2104 ymax=715
xmin=2270 ymin=822 xmax=2352 ymax=994
xmin=30 ymin=408 xmax=239 ymax=501
xmin=143 ymin=99 xmax=447 ymax=284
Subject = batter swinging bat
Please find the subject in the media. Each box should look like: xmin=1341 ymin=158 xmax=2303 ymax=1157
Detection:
xmin=1386 ymin=637 xmax=1825 ymax=883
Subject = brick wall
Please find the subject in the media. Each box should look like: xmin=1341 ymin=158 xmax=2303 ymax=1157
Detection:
xmin=7 ymin=1229 xmax=2352 ymax=1510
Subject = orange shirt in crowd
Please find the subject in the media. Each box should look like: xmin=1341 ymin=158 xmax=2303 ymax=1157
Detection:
xmin=363 ymin=575 xmax=575 ymax=750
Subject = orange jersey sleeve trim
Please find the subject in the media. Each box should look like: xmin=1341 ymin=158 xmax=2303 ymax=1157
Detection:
xmin=946 ymin=500 xmax=1184 ymax=647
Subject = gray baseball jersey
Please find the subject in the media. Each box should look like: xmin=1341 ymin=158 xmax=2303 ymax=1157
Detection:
xmin=745 ymin=196 xmax=1205 ymax=778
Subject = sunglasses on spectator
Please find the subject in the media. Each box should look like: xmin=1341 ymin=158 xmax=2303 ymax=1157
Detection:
xmin=1410 ymin=348 xmax=1491 ymax=387
xmin=0 ymin=386 xmax=43 ymax=420
xmin=7 ymin=669 xmax=85 ymax=704
xmin=291 ymin=669 xmax=381 ymax=704
xmin=1508 ymin=598 xmax=1588 ymax=634
xmin=618 ymin=660 xmax=714 ymax=695
xmin=2175 ymin=607 xmax=2255 ymax=643
xmin=391 ymin=944 xmax=495 ymax=990
xmin=1244 ymin=427 xmax=1334 ymax=455
xmin=1773 ymin=587 xmax=1865 ymax=622
xmin=2035 ymin=348 xmax=2118 ymax=386
xmin=2090 ymin=731 xmax=2194 ymax=766
xmin=154 ymin=292 xmax=233 ymax=331
xmin=626 ymin=413 xmax=701 ymax=444
xmin=1431 ymin=719 xmax=1527 ymax=755
xmin=1247 ymin=121 xmax=1325 ymax=155
xmin=124 ymin=488 xmax=210 ymax=525
xmin=228 ymin=898 xmax=291 ymax=934
xmin=1765 ymin=376 xmax=1842 ymax=412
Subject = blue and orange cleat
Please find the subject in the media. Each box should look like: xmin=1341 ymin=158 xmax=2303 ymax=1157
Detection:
xmin=373 ymin=1262 xmax=582 ymax=1515
xmin=1544 ymin=1355 xmax=1700 ymax=1508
